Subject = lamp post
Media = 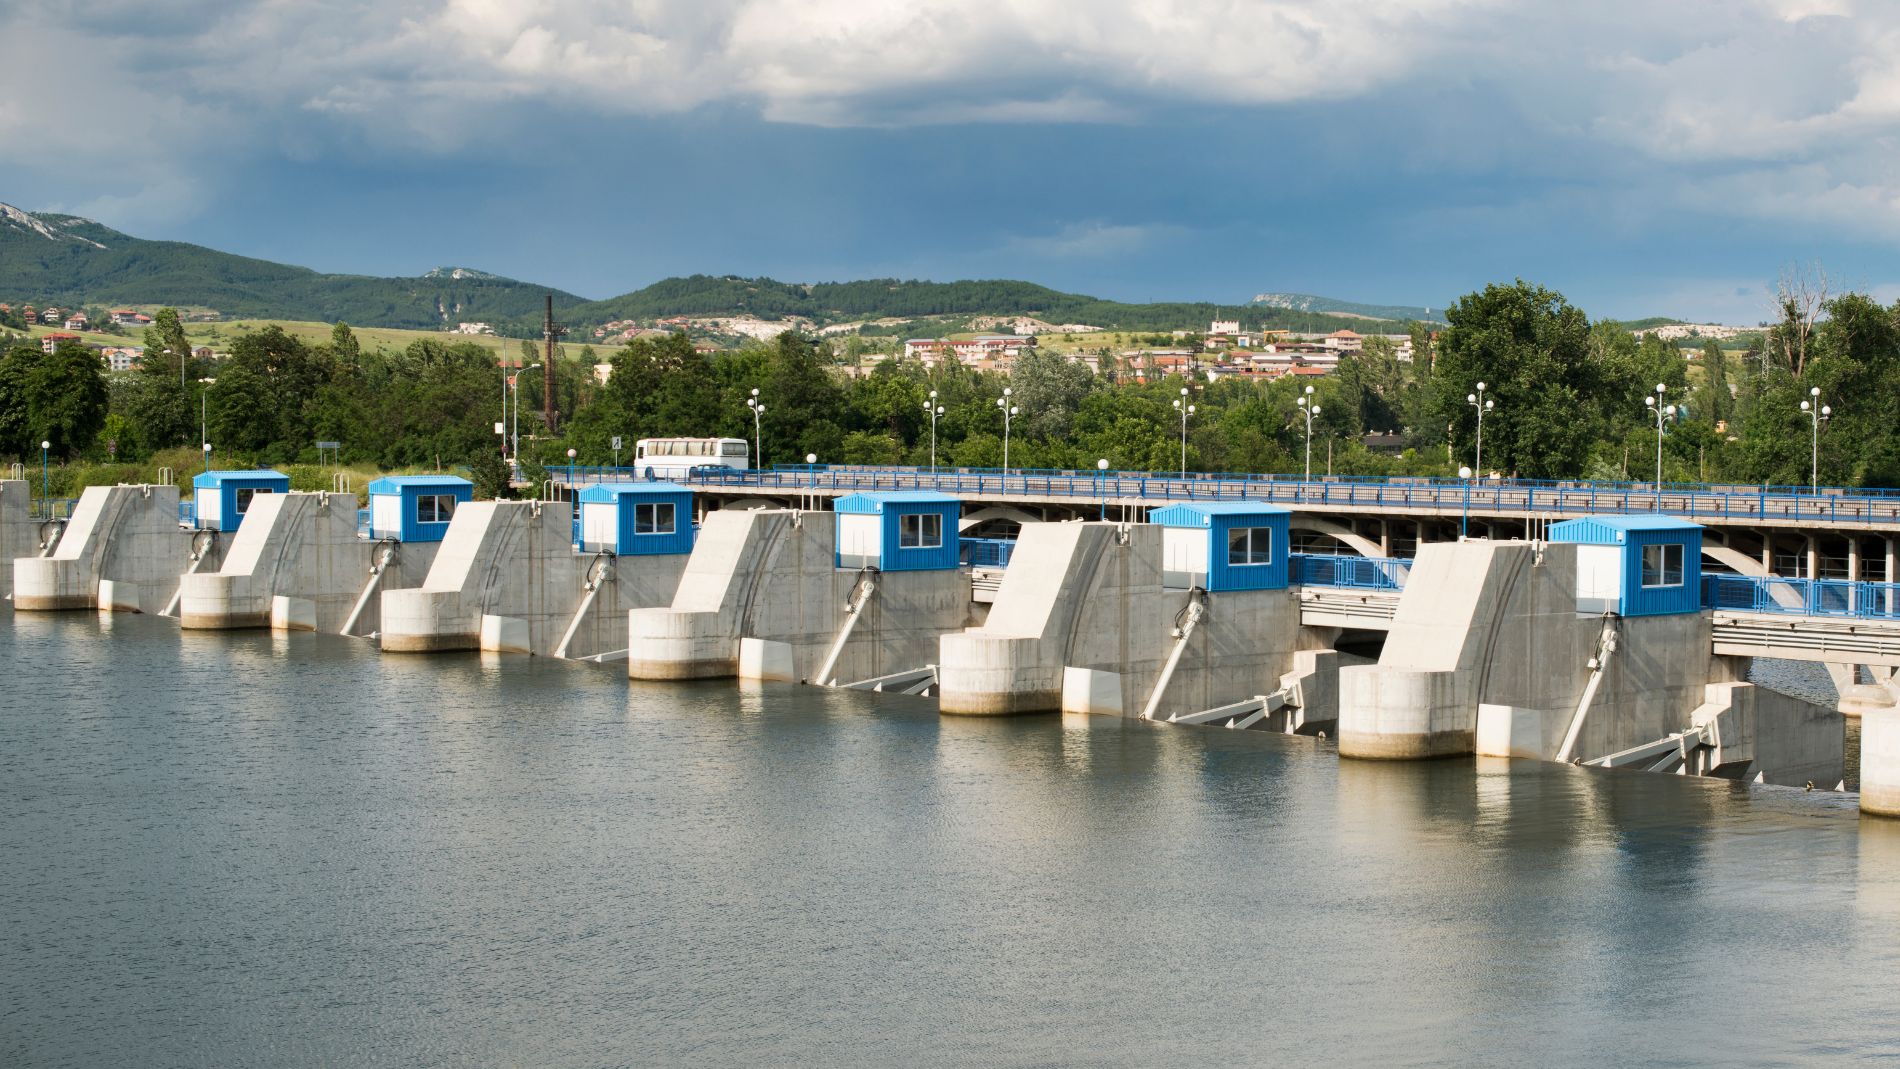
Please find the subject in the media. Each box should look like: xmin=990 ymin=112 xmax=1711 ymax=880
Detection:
xmin=510 ymin=362 xmax=540 ymax=466
xmin=1799 ymin=386 xmax=1831 ymax=494
xmin=996 ymin=387 xmax=1017 ymax=474
xmin=1643 ymin=383 xmax=1676 ymax=492
xmin=747 ymin=388 xmax=765 ymax=470
xmin=197 ymin=377 xmax=216 ymax=453
xmin=202 ymin=441 xmax=212 ymax=476
xmin=566 ymin=447 xmax=576 ymax=486
xmin=1172 ymin=387 xmax=1195 ymax=478
xmin=40 ymin=439 xmax=49 ymax=506
xmin=924 ymin=389 xmax=942 ymax=473
xmin=1097 ymin=457 xmax=1110 ymax=520
xmin=1458 ymin=465 xmax=1473 ymax=539
xmin=1297 ymin=385 xmax=1322 ymax=486
xmin=1466 ymin=381 xmax=1492 ymax=474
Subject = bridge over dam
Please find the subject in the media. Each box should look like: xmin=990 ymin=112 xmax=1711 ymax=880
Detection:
xmin=555 ymin=463 xmax=1900 ymax=584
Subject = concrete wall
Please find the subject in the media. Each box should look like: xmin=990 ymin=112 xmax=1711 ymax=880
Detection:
xmin=627 ymin=508 xmax=973 ymax=682
xmin=176 ymin=490 xmax=440 ymax=635
xmin=0 ymin=480 xmax=40 ymax=602
xmin=1341 ymin=539 xmax=1841 ymax=788
xmin=12 ymin=484 xmax=212 ymax=614
xmin=936 ymin=521 xmax=1326 ymax=720
xmin=1865 ymin=707 xmax=1900 ymax=818
xmin=381 ymin=500 xmax=683 ymax=657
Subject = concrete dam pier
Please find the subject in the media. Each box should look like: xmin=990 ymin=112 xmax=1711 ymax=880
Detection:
xmin=628 ymin=496 xmax=975 ymax=684
xmin=0 ymin=480 xmax=40 ymax=602
xmin=176 ymin=490 xmax=436 ymax=634
xmin=12 ymin=483 xmax=217 ymax=614
xmin=936 ymin=506 xmax=1336 ymax=727
xmin=381 ymin=495 xmax=687 ymax=658
xmin=1338 ymin=525 xmax=1842 ymax=788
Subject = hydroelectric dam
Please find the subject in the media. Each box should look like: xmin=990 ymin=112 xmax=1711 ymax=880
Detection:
xmin=6 ymin=463 xmax=1900 ymax=818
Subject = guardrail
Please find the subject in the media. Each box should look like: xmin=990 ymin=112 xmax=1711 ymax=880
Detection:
xmin=1290 ymin=552 xmax=1407 ymax=590
xmin=1702 ymin=573 xmax=1900 ymax=619
xmin=959 ymin=537 xmax=1016 ymax=568
xmin=30 ymin=498 xmax=78 ymax=522
xmin=635 ymin=464 xmax=1900 ymax=526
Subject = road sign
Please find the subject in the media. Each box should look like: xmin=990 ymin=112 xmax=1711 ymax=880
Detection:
xmin=611 ymin=436 xmax=623 ymax=451
xmin=316 ymin=441 xmax=341 ymax=450
xmin=495 ymin=422 xmax=506 ymax=435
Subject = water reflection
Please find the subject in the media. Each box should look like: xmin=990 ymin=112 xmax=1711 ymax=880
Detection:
xmin=3 ymin=612 xmax=1899 ymax=1068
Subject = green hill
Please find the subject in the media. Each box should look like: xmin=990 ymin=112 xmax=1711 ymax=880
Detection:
xmin=0 ymin=201 xmax=1441 ymax=337
xmin=570 ymin=275 xmax=1433 ymax=334
xmin=0 ymin=203 xmax=581 ymax=329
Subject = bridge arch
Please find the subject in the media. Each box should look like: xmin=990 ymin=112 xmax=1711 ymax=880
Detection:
xmin=957 ymin=505 xmax=1041 ymax=534
xmin=1289 ymin=517 xmax=1384 ymax=558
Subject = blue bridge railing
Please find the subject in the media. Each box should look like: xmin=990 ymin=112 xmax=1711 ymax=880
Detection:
xmin=177 ymin=501 xmax=195 ymax=527
xmin=1701 ymin=574 xmax=1900 ymax=619
xmin=602 ymin=463 xmax=1900 ymax=527
xmin=960 ymin=537 xmax=1016 ymax=568
xmin=1290 ymin=552 xmax=1408 ymax=590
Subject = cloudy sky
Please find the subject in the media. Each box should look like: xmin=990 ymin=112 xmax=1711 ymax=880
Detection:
xmin=6 ymin=0 xmax=1898 ymax=320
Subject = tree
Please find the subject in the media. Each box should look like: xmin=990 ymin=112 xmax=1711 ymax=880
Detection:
xmin=0 ymin=340 xmax=110 ymax=457
xmin=1007 ymin=349 xmax=1096 ymax=441
xmin=1701 ymin=341 xmax=1732 ymax=425
xmin=141 ymin=307 xmax=193 ymax=387
xmin=1429 ymin=280 xmax=1599 ymax=478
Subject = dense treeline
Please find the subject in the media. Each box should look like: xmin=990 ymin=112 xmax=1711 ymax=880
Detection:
xmin=1 ymin=279 xmax=1895 ymax=495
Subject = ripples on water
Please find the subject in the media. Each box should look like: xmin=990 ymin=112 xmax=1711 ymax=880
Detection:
xmin=3 ymin=611 xmax=1899 ymax=1068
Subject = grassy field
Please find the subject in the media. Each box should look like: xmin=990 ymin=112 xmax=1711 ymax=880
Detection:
xmin=15 ymin=446 xmax=453 ymax=503
xmin=18 ymin=319 xmax=535 ymax=360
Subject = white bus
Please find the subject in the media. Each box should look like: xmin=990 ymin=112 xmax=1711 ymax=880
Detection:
xmin=633 ymin=437 xmax=750 ymax=480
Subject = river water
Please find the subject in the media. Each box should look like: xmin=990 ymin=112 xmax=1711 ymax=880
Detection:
xmin=4 ymin=610 xmax=1900 ymax=1068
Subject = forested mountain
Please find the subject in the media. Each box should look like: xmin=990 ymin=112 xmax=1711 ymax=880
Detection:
xmin=1 ymin=201 xmax=1441 ymax=336
xmin=0 ymin=203 xmax=581 ymax=328
xmin=1251 ymin=292 xmax=1447 ymax=324
xmin=568 ymin=275 xmax=1429 ymax=334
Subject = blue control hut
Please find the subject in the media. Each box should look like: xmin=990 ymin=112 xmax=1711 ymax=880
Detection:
xmin=834 ymin=491 xmax=961 ymax=572
xmin=365 ymin=475 xmax=473 ymax=542
xmin=1550 ymin=515 xmax=1702 ymax=616
xmin=576 ymin=482 xmax=695 ymax=556
xmin=191 ymin=470 xmax=290 ymax=532
xmin=1149 ymin=501 xmax=1290 ymax=591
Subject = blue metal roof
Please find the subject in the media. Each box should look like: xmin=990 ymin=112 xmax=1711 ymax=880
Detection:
xmin=835 ymin=490 xmax=959 ymax=513
xmin=367 ymin=474 xmax=472 ymax=494
xmin=1150 ymin=500 xmax=1290 ymax=522
xmin=577 ymin=481 xmax=691 ymax=502
xmin=192 ymin=469 xmax=289 ymax=488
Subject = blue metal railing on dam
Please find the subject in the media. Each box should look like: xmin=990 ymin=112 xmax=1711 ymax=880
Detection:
xmin=606 ymin=464 xmax=1900 ymax=526
xmin=959 ymin=537 xmax=1016 ymax=568
xmin=1701 ymin=573 xmax=1900 ymax=620
xmin=1289 ymin=553 xmax=1407 ymax=590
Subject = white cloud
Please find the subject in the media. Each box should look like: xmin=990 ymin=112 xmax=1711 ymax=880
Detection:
xmin=12 ymin=0 xmax=1900 ymax=247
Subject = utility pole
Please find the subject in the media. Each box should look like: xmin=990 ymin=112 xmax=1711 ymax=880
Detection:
xmin=542 ymin=295 xmax=567 ymax=432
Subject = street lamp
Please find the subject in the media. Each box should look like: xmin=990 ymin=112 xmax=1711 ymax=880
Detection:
xmin=996 ymin=387 xmax=1017 ymax=474
xmin=1097 ymin=457 xmax=1110 ymax=520
xmin=1297 ymin=385 xmax=1322 ymax=485
xmin=924 ymin=389 xmax=943 ymax=472
xmin=1466 ymin=381 xmax=1493 ymax=474
xmin=39 ymin=439 xmax=49 ymax=506
xmin=510 ymin=362 xmax=540 ymax=466
xmin=1643 ymin=383 xmax=1676 ymax=491
xmin=202 ymin=441 xmax=212 ymax=476
xmin=747 ymin=388 xmax=765 ymax=470
xmin=1458 ymin=465 xmax=1473 ymax=539
xmin=197 ymin=377 xmax=216 ymax=453
xmin=1799 ymin=386 xmax=1831 ymax=494
xmin=566 ymin=447 xmax=577 ymax=486
xmin=1172 ymin=387 xmax=1195 ymax=478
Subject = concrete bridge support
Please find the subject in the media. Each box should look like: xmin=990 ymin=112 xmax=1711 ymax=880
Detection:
xmin=0 ymin=480 xmax=39 ymax=602
xmin=176 ymin=491 xmax=435 ymax=634
xmin=381 ymin=500 xmax=684 ymax=657
xmin=1338 ymin=539 xmax=1841 ymax=788
xmin=1864 ymin=707 xmax=1900 ymax=818
xmin=935 ymin=522 xmax=1332 ymax=722
xmin=12 ymin=484 xmax=215 ymax=614
xmin=626 ymin=508 xmax=971 ymax=682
